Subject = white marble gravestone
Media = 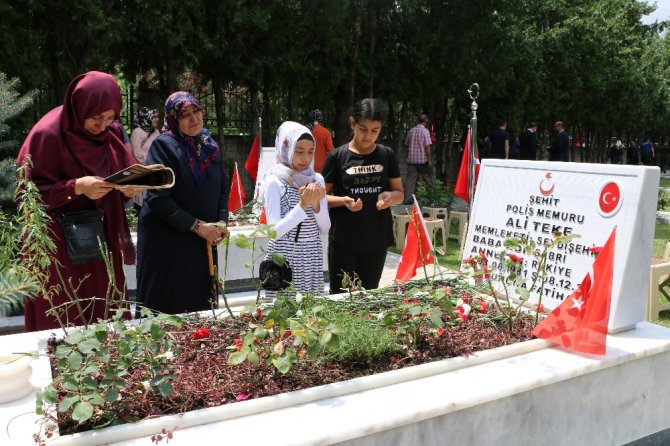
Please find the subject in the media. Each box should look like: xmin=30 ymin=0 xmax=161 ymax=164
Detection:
xmin=463 ymin=160 xmax=660 ymax=333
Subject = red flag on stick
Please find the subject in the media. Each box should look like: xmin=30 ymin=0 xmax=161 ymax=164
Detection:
xmin=228 ymin=162 xmax=246 ymax=214
xmin=395 ymin=201 xmax=435 ymax=283
xmin=454 ymin=128 xmax=480 ymax=203
xmin=244 ymin=135 xmax=260 ymax=181
xmin=532 ymin=227 xmax=616 ymax=355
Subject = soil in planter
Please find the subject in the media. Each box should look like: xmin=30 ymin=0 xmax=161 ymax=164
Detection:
xmin=44 ymin=280 xmax=536 ymax=436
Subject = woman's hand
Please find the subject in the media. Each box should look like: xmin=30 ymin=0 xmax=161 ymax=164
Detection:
xmin=342 ymin=196 xmax=363 ymax=212
xmin=74 ymin=176 xmax=115 ymax=200
xmin=376 ymin=191 xmax=393 ymax=210
xmin=118 ymin=186 xmax=143 ymax=198
xmin=193 ymin=220 xmax=228 ymax=245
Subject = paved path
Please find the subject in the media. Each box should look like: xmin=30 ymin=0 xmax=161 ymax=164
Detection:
xmin=378 ymin=251 xmax=457 ymax=288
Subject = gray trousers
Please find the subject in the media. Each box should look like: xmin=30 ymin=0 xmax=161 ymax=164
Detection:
xmin=404 ymin=162 xmax=433 ymax=203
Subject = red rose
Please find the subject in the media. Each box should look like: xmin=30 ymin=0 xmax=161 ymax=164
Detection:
xmin=437 ymin=328 xmax=445 ymax=337
xmin=283 ymin=330 xmax=292 ymax=339
xmin=193 ymin=327 xmax=211 ymax=340
xmin=479 ymin=301 xmax=488 ymax=313
xmin=256 ymin=308 xmax=263 ymax=320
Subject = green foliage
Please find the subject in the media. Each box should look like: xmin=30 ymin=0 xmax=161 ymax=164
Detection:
xmin=320 ymin=310 xmax=400 ymax=364
xmin=0 ymin=162 xmax=55 ymax=314
xmin=415 ymin=179 xmax=454 ymax=208
xmin=230 ymin=298 xmax=340 ymax=374
xmin=462 ymin=232 xmax=580 ymax=331
xmin=658 ymin=189 xmax=670 ymax=211
xmin=0 ymin=73 xmax=36 ymax=211
xmin=37 ymin=308 xmax=182 ymax=425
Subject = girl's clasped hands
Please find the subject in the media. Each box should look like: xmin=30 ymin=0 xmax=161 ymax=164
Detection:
xmin=299 ymin=182 xmax=325 ymax=212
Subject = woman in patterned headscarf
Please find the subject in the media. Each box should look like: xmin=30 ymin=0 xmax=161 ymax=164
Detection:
xmin=136 ymin=92 xmax=229 ymax=315
xmin=130 ymin=107 xmax=160 ymax=164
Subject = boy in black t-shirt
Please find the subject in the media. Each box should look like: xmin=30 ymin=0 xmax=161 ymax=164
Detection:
xmin=322 ymin=99 xmax=403 ymax=293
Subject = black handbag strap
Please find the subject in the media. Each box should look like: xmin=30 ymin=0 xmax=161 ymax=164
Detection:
xmin=294 ymin=223 xmax=302 ymax=243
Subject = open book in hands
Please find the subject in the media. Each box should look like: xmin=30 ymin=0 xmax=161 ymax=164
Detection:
xmin=104 ymin=164 xmax=175 ymax=189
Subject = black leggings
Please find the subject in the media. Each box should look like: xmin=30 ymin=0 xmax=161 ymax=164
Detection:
xmin=328 ymin=245 xmax=387 ymax=294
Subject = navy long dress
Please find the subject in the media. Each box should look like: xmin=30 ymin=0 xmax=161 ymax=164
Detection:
xmin=137 ymin=133 xmax=228 ymax=314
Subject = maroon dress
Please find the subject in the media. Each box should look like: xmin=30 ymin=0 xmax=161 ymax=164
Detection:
xmin=16 ymin=71 xmax=136 ymax=331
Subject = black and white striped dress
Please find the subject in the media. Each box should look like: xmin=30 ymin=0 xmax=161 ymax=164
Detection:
xmin=265 ymin=183 xmax=324 ymax=297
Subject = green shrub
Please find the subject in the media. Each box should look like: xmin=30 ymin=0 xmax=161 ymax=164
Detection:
xmin=415 ymin=179 xmax=454 ymax=208
xmin=659 ymin=190 xmax=670 ymax=211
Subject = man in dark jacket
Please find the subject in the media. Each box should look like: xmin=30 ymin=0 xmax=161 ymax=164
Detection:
xmin=549 ymin=121 xmax=569 ymax=162
xmin=519 ymin=122 xmax=539 ymax=160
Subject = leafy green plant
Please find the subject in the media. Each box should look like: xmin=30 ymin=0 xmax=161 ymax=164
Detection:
xmin=658 ymin=189 xmax=670 ymax=211
xmin=37 ymin=308 xmax=182 ymax=425
xmin=228 ymin=297 xmax=340 ymax=374
xmin=461 ymin=231 xmax=579 ymax=331
xmin=415 ymin=179 xmax=454 ymax=209
xmin=0 ymin=160 xmax=55 ymax=314
xmin=0 ymin=72 xmax=37 ymax=212
xmin=229 ymin=223 xmax=278 ymax=303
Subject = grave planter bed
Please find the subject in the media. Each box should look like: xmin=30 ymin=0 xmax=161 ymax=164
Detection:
xmin=32 ymin=278 xmax=541 ymax=444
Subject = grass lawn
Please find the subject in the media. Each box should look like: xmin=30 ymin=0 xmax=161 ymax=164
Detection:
xmin=660 ymin=178 xmax=670 ymax=189
xmin=654 ymin=223 xmax=670 ymax=259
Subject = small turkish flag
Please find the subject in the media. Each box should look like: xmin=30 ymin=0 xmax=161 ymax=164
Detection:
xmin=228 ymin=162 xmax=246 ymax=214
xmin=454 ymin=128 xmax=480 ymax=204
xmin=244 ymin=135 xmax=260 ymax=181
xmin=395 ymin=202 xmax=435 ymax=283
xmin=532 ymin=227 xmax=616 ymax=355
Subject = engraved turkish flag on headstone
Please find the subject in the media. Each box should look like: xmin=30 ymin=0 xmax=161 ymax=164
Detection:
xmin=532 ymin=227 xmax=616 ymax=355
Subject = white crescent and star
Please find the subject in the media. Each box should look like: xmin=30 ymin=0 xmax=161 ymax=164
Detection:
xmin=602 ymin=191 xmax=617 ymax=205
xmin=570 ymin=296 xmax=585 ymax=312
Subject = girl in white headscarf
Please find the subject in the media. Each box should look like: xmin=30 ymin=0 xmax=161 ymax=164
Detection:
xmin=261 ymin=121 xmax=330 ymax=296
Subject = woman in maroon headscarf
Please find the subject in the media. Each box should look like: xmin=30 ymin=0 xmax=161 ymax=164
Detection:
xmin=16 ymin=71 xmax=140 ymax=331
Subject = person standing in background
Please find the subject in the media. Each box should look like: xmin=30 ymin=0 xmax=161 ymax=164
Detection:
xmin=507 ymin=127 xmax=520 ymax=159
xmin=609 ymin=140 xmax=624 ymax=165
xmin=130 ymin=107 xmax=160 ymax=164
xmin=403 ymin=113 xmax=432 ymax=204
xmin=306 ymin=109 xmax=334 ymax=173
xmin=549 ymin=121 xmax=569 ymax=162
xmin=129 ymin=107 xmax=161 ymax=209
xmin=626 ymin=140 xmax=640 ymax=165
xmin=519 ymin=122 xmax=539 ymax=160
xmin=641 ymin=138 xmax=655 ymax=166
xmin=489 ymin=119 xmax=510 ymax=159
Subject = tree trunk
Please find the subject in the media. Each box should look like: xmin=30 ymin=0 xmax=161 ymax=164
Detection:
xmin=334 ymin=0 xmax=363 ymax=147
xmin=367 ymin=1 xmax=376 ymax=98
xmin=250 ymin=86 xmax=260 ymax=143
xmin=46 ymin=35 xmax=63 ymax=108
xmin=165 ymin=46 xmax=177 ymax=95
xmin=213 ymin=77 xmax=226 ymax=144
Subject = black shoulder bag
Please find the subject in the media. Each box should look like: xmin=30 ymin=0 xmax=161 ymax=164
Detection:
xmin=59 ymin=207 xmax=106 ymax=265
xmin=259 ymin=223 xmax=301 ymax=291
